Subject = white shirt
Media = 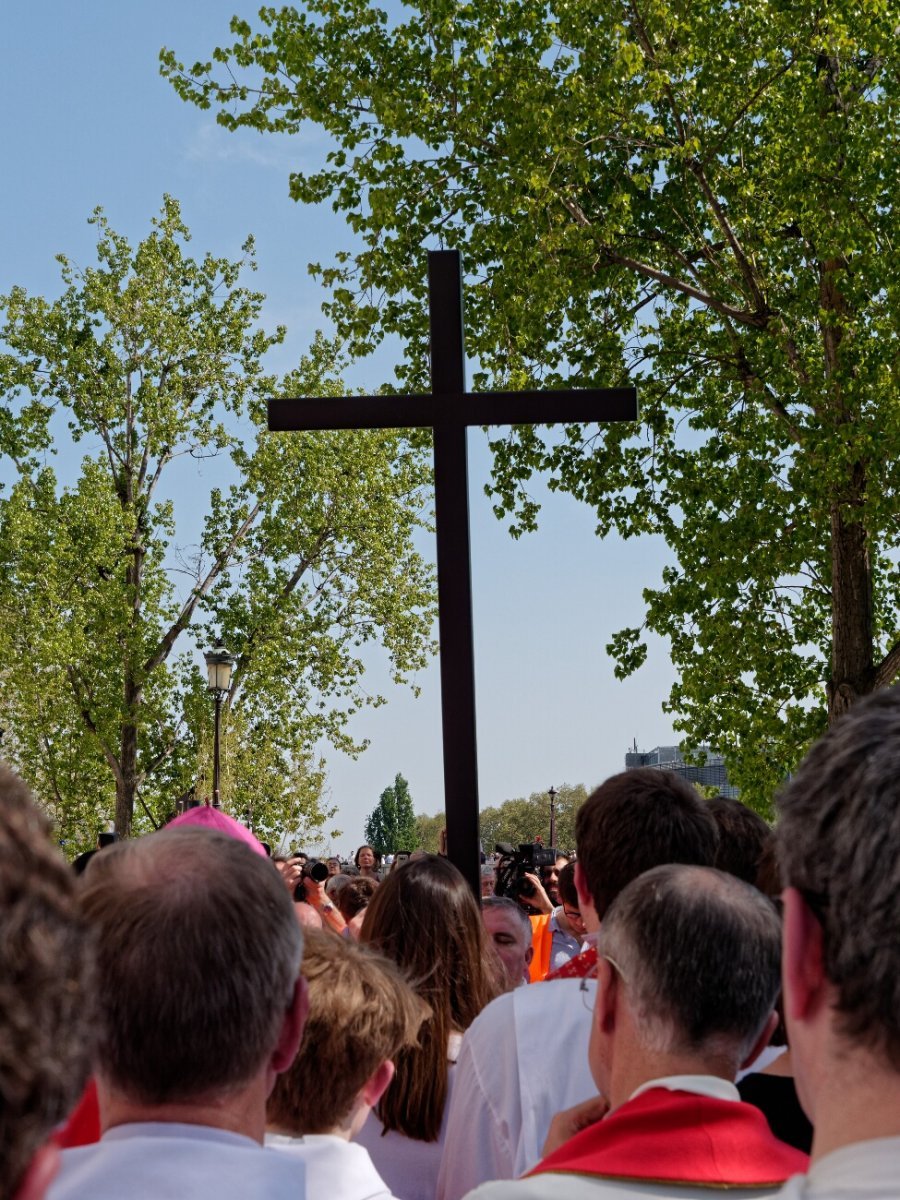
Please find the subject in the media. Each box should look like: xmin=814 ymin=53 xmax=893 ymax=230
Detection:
xmin=462 ymin=1077 xmax=784 ymax=1200
xmin=549 ymin=910 xmax=582 ymax=971
xmin=777 ymin=1137 xmax=900 ymax=1200
xmin=48 ymin=1122 xmax=304 ymax=1200
xmin=357 ymin=1034 xmax=463 ymax=1200
xmin=437 ymin=977 xmax=598 ymax=1200
xmin=266 ymin=1131 xmax=394 ymax=1200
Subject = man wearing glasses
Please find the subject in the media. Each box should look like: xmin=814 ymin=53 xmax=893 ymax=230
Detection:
xmin=463 ymin=865 xmax=807 ymax=1200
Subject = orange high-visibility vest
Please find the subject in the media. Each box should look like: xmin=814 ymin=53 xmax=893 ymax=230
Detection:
xmin=529 ymin=913 xmax=553 ymax=982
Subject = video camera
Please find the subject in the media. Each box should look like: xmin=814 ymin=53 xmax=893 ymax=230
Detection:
xmin=494 ymin=842 xmax=559 ymax=904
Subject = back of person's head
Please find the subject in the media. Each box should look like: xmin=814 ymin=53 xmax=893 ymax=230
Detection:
xmin=267 ymin=930 xmax=428 ymax=1136
xmin=324 ymin=871 xmax=351 ymax=898
xmin=576 ymin=769 xmax=719 ymax=918
xmin=79 ymin=826 xmax=303 ymax=1105
xmin=0 ymin=766 xmax=95 ymax=1200
xmin=707 ymin=796 xmax=773 ymax=885
xmin=360 ymin=854 xmax=503 ymax=1140
xmin=336 ymin=875 xmax=378 ymax=921
xmin=777 ymin=687 xmax=900 ymax=1068
xmin=600 ymin=864 xmax=781 ymax=1067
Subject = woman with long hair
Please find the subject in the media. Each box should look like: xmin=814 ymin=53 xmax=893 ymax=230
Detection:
xmin=356 ymin=854 xmax=504 ymax=1200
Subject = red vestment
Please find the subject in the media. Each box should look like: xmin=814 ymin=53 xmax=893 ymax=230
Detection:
xmin=528 ymin=1087 xmax=808 ymax=1186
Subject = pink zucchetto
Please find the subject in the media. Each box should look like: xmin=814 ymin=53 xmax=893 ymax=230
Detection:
xmin=166 ymin=801 xmax=267 ymax=857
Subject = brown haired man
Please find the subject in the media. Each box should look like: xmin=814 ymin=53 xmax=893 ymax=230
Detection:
xmin=48 ymin=827 xmax=309 ymax=1200
xmin=438 ymin=769 xmax=719 ymax=1200
xmin=0 ymin=766 xmax=95 ymax=1200
xmin=266 ymin=930 xmax=428 ymax=1197
xmin=776 ymin=686 xmax=900 ymax=1198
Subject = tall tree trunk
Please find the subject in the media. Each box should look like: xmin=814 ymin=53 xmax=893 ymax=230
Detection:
xmin=115 ymin=684 xmax=140 ymax=838
xmin=827 ymin=461 xmax=874 ymax=722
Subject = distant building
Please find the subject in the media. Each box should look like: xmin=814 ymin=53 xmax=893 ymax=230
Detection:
xmin=625 ymin=744 xmax=739 ymax=799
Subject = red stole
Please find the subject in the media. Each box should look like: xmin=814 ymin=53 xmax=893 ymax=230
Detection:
xmin=528 ymin=1087 xmax=808 ymax=1186
xmin=544 ymin=945 xmax=598 ymax=982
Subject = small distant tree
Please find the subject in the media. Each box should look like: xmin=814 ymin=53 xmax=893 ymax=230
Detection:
xmin=364 ymin=772 xmax=417 ymax=856
xmin=413 ymin=810 xmax=445 ymax=855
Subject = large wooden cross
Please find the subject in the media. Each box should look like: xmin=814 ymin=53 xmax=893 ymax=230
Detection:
xmin=269 ymin=251 xmax=637 ymax=897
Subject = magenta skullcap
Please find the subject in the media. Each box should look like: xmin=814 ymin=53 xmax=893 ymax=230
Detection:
xmin=167 ymin=802 xmax=267 ymax=858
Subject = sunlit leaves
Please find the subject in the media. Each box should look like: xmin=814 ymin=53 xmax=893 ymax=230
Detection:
xmin=162 ymin=2 xmax=898 ymax=808
xmin=0 ymin=203 xmax=436 ymax=844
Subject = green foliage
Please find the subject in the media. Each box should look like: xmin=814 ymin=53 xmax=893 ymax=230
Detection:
xmin=364 ymin=771 xmax=418 ymax=855
xmin=413 ymin=809 xmax=446 ymax=854
xmin=0 ymin=199 xmax=436 ymax=846
xmin=163 ymin=4 xmax=899 ymax=808
xmin=479 ymin=783 xmax=587 ymax=854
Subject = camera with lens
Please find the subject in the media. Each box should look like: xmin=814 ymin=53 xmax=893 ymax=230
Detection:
xmin=494 ymin=842 xmax=558 ymax=907
xmin=293 ymin=858 xmax=329 ymax=901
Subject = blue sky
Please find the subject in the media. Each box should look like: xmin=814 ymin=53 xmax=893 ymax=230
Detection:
xmin=1 ymin=2 xmax=679 ymax=850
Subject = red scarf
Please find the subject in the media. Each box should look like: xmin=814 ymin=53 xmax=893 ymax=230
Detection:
xmin=528 ymin=1087 xmax=808 ymax=1186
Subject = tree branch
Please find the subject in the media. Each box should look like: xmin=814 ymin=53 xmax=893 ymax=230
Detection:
xmin=225 ymin=526 xmax=335 ymax=707
xmin=65 ymin=666 xmax=123 ymax=785
xmin=874 ymin=640 xmax=900 ymax=690
xmin=142 ymin=501 xmax=261 ymax=676
xmin=686 ymin=160 xmax=768 ymax=315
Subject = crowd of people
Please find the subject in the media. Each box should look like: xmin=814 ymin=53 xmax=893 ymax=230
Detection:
xmin=3 ymin=685 xmax=900 ymax=1200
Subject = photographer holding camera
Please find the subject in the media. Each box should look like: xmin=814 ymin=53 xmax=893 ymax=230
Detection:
xmin=278 ymin=856 xmax=347 ymax=935
xmin=493 ymin=843 xmax=557 ymax=916
xmin=494 ymin=846 xmax=581 ymax=983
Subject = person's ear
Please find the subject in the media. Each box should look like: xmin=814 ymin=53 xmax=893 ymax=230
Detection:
xmin=271 ymin=976 xmax=309 ymax=1074
xmin=13 ymin=1144 xmax=60 ymax=1200
xmin=739 ymin=1010 xmax=780 ymax=1072
xmin=524 ymin=944 xmax=534 ymax=967
xmin=360 ymin=1060 xmax=395 ymax=1110
xmin=574 ymin=863 xmax=592 ymax=911
xmin=595 ymin=954 xmax=619 ymax=1035
xmin=782 ymin=887 xmax=827 ymax=1024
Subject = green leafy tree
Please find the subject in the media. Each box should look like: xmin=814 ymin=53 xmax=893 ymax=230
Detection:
xmin=480 ymin=783 xmax=586 ymax=854
xmin=163 ymin=2 xmax=899 ymax=809
xmin=364 ymin=772 xmax=418 ymax=855
xmin=0 ymin=199 xmax=436 ymax=844
xmin=413 ymin=809 xmax=446 ymax=854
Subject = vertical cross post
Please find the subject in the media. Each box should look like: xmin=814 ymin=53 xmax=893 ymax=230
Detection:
xmin=429 ymin=252 xmax=481 ymax=896
xmin=268 ymin=249 xmax=638 ymax=901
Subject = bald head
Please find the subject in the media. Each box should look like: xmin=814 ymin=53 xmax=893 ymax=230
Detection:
xmin=80 ymin=827 xmax=302 ymax=1105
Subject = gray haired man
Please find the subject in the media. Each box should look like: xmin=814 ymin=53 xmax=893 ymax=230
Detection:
xmin=464 ymin=865 xmax=807 ymax=1200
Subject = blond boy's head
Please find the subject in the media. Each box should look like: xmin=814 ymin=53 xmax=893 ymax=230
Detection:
xmin=267 ymin=930 xmax=428 ymax=1136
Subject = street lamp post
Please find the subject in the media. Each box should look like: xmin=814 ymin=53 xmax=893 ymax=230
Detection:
xmin=548 ymin=785 xmax=558 ymax=849
xmin=204 ymin=641 xmax=236 ymax=809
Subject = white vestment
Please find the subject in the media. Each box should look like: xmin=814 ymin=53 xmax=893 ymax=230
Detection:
xmin=776 ymin=1137 xmax=900 ymax=1200
xmin=48 ymin=1122 xmax=305 ymax=1200
xmin=437 ymin=977 xmax=597 ymax=1200
xmin=266 ymin=1131 xmax=393 ymax=1200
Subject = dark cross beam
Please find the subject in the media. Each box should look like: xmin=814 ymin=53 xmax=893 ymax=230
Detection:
xmin=269 ymin=251 xmax=637 ymax=898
